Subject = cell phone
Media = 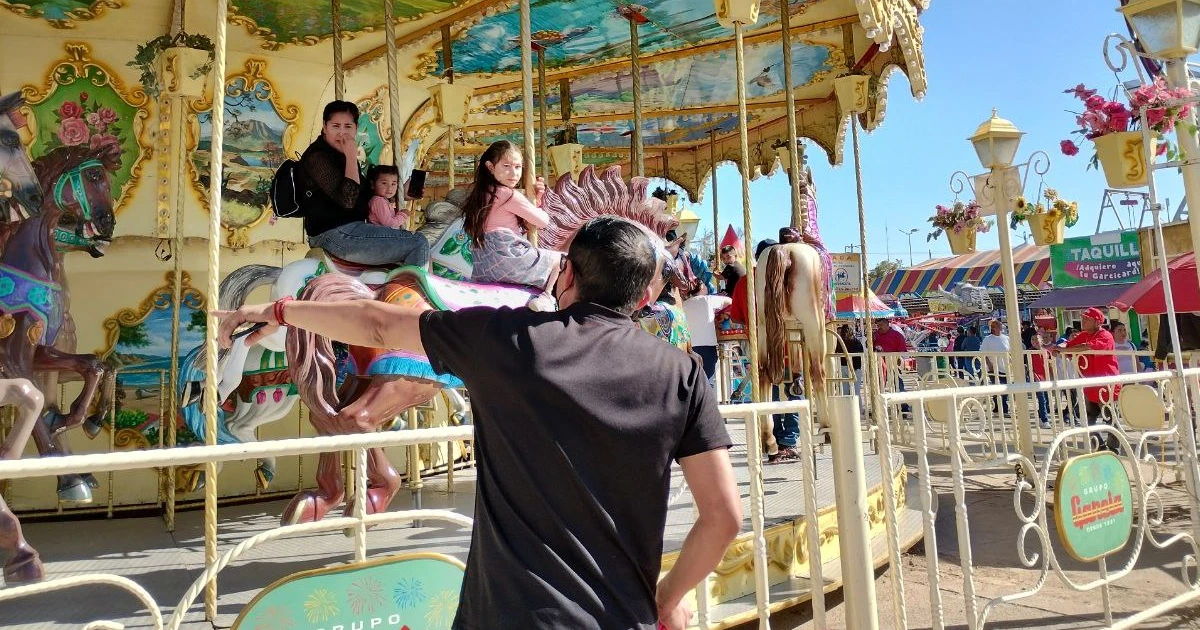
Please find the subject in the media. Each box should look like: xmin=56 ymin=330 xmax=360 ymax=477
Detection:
xmin=406 ymin=169 xmax=427 ymax=200
xmin=231 ymin=321 xmax=267 ymax=341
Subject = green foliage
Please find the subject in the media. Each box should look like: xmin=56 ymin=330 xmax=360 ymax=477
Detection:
xmin=117 ymin=322 xmax=151 ymax=348
xmin=187 ymin=309 xmax=207 ymax=333
xmin=127 ymin=32 xmax=215 ymax=99
xmin=867 ymin=259 xmax=902 ymax=285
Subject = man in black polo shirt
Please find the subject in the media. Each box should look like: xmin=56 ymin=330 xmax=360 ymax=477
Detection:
xmin=217 ymin=216 xmax=741 ymax=630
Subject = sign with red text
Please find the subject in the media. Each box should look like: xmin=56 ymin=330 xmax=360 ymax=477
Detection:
xmin=1050 ymin=233 xmax=1142 ymax=288
xmin=1053 ymin=452 xmax=1134 ymax=561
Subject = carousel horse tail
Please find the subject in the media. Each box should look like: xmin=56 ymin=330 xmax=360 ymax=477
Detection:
xmin=220 ymin=264 xmax=283 ymax=309
xmin=178 ymin=343 xmax=236 ymax=445
xmin=803 ymin=252 xmax=828 ymax=396
xmin=762 ymin=245 xmax=793 ymax=386
xmin=285 ymin=273 xmax=375 ymax=435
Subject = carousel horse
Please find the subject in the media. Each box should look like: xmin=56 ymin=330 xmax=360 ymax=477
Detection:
xmin=753 ymin=169 xmax=834 ymax=443
xmin=0 ymin=91 xmax=49 ymax=585
xmin=221 ymin=166 xmax=685 ymax=525
xmin=175 ymin=192 xmax=476 ymax=492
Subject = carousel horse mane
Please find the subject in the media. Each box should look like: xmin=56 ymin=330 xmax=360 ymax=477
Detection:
xmin=540 ymin=165 xmax=679 ymax=251
xmin=32 ymin=143 xmax=122 ymax=198
xmin=763 ymin=246 xmax=793 ymax=385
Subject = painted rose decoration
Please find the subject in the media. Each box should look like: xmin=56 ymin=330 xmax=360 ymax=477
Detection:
xmin=47 ymin=92 xmax=125 ymax=154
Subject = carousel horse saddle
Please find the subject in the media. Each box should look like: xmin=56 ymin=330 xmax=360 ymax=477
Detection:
xmin=305 ymin=248 xmax=394 ymax=284
xmin=337 ymin=267 xmax=538 ymax=389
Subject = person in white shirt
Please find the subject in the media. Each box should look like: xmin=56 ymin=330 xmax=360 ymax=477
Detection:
xmin=979 ymin=319 xmax=1011 ymax=415
xmin=1112 ymin=322 xmax=1138 ymax=374
xmin=683 ymin=293 xmax=732 ymax=387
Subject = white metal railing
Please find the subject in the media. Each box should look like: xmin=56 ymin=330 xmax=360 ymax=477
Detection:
xmin=873 ymin=366 xmax=1200 ymax=629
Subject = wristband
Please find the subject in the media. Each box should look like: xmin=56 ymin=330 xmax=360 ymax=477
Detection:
xmin=273 ymin=296 xmax=294 ymax=326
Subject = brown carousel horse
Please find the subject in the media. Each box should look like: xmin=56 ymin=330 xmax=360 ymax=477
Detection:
xmin=223 ymin=166 xmax=685 ymax=525
xmin=0 ymin=138 xmax=120 ymax=584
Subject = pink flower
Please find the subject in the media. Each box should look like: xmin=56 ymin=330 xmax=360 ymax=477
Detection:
xmin=89 ymin=133 xmax=119 ymax=152
xmin=1066 ymin=84 xmax=1097 ymax=100
xmin=97 ymin=107 xmax=118 ymax=125
xmin=79 ymin=91 xmax=89 ymax=103
xmin=57 ymin=118 xmax=89 ymax=146
xmin=58 ymin=100 xmax=83 ymax=119
xmin=1110 ymin=110 xmax=1131 ymax=132
xmin=1157 ymin=142 xmax=1168 ymax=156
xmin=1146 ymin=107 xmax=1166 ymax=128
xmin=1102 ymin=101 xmax=1128 ymax=116
xmin=1060 ymin=139 xmax=1080 ymax=156
xmin=86 ymin=112 xmax=102 ymax=128
xmin=1085 ymin=94 xmax=1107 ymax=111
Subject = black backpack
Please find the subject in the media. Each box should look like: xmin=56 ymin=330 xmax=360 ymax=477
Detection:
xmin=270 ymin=157 xmax=314 ymax=219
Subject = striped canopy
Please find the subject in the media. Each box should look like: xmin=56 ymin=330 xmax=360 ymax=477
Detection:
xmin=872 ymin=244 xmax=1051 ymax=296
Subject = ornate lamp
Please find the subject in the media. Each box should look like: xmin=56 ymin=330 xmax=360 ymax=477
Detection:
xmin=715 ymin=0 xmax=759 ymax=28
xmin=428 ymin=82 xmax=473 ymax=127
xmin=1120 ymin=0 xmax=1200 ymax=59
xmin=677 ymin=207 xmax=701 ymax=243
xmin=833 ymin=74 xmax=871 ymax=114
xmin=968 ymin=109 xmax=1023 ymax=170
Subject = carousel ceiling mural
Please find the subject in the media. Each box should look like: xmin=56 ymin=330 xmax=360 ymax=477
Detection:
xmin=0 ymin=0 xmax=123 ymax=28
xmin=228 ymin=0 xmax=466 ymax=48
xmin=419 ymin=0 xmax=813 ymax=77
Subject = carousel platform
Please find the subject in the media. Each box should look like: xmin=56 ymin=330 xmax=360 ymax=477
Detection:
xmin=0 ymin=420 xmax=926 ymax=629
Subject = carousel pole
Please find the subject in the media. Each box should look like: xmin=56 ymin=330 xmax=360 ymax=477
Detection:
xmin=164 ymin=98 xmax=186 ymax=533
xmin=443 ymin=26 xmax=457 ymax=191
xmin=383 ymin=0 xmax=402 ymax=164
xmin=331 ymin=0 xmax=344 ymax=100
xmin=708 ymin=131 xmax=720 ymax=262
xmin=731 ymin=22 xmax=759 ymax=408
xmin=628 ymin=13 xmax=644 ymax=177
xmin=778 ymin=3 xmax=805 ymax=233
xmin=202 ymin=0 xmax=230 ymax=618
xmin=535 ymin=44 xmax=549 ymax=181
xmin=519 ymin=0 xmax=538 ymax=244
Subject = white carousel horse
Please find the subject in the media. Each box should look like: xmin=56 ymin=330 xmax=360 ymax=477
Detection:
xmin=927 ymin=282 xmax=992 ymax=314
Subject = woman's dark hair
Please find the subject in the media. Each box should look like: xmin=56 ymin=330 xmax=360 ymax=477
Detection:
xmin=323 ymin=100 xmax=360 ymax=123
xmin=463 ymin=140 xmax=522 ymax=248
xmin=720 ymin=245 xmax=737 ymax=255
xmin=366 ymin=164 xmax=400 ymax=202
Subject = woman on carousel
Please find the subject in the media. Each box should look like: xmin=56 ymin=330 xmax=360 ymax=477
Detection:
xmin=301 ymin=100 xmax=429 ymax=267
xmin=462 ymin=140 xmax=562 ymax=311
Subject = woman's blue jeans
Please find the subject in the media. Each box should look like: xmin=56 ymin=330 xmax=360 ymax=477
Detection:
xmin=310 ymin=222 xmax=430 ymax=266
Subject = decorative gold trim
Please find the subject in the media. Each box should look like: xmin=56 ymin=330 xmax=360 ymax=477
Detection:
xmin=98 ymin=270 xmax=204 ymax=358
xmin=356 ymin=85 xmax=393 ymax=160
xmin=0 ymin=0 xmax=123 ymax=29
xmin=19 ymin=42 xmax=151 ymax=214
xmin=186 ymin=58 xmax=300 ymax=248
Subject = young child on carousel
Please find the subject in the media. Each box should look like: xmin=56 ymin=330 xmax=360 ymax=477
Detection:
xmin=365 ymin=164 xmax=410 ymax=229
xmin=462 ymin=140 xmax=562 ymax=311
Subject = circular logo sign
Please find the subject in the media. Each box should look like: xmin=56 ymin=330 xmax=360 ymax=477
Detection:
xmin=1054 ymin=451 xmax=1134 ymax=562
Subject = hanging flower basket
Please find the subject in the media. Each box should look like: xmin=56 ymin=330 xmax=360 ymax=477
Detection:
xmin=947 ymin=229 xmax=977 ymax=255
xmin=1094 ymin=131 xmax=1154 ymax=189
xmin=1028 ymin=212 xmax=1066 ymax=246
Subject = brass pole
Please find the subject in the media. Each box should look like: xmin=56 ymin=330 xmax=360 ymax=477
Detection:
xmin=331 ymin=0 xmax=343 ymax=100
xmin=536 ymin=45 xmax=549 ymax=180
xmin=519 ymin=0 xmax=537 ymax=245
xmin=384 ymin=0 xmax=402 ymax=165
xmin=630 ymin=16 xmax=644 ymax=177
xmin=780 ymin=4 xmax=804 ymax=233
xmin=709 ymin=131 xmax=720 ymax=262
xmin=734 ymin=22 xmax=759 ymax=405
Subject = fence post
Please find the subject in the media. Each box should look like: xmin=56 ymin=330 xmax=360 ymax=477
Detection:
xmin=828 ymin=394 xmax=879 ymax=629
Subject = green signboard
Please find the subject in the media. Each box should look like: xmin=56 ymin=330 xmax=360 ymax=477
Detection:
xmin=1050 ymin=232 xmax=1142 ymax=288
xmin=1054 ymin=452 xmax=1134 ymax=562
xmin=234 ymin=553 xmax=465 ymax=630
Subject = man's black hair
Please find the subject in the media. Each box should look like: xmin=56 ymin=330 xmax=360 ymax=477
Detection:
xmin=323 ymin=100 xmax=360 ymax=123
xmin=754 ymin=239 xmax=777 ymax=259
xmin=569 ymin=216 xmax=657 ymax=314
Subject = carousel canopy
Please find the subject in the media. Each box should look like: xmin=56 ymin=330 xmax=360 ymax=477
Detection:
xmin=872 ymin=244 xmax=1052 ymax=297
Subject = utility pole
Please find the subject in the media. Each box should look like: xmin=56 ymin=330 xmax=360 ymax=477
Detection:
xmin=898 ymin=228 xmax=919 ymax=267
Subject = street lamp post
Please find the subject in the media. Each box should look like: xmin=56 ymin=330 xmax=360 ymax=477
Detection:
xmin=956 ymin=110 xmax=1042 ymax=462
xmin=898 ymin=228 xmax=919 ymax=266
xmin=1121 ymin=0 xmax=1200 ymax=310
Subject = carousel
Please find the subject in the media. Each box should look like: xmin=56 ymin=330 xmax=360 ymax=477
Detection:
xmin=0 ymin=0 xmax=929 ymax=627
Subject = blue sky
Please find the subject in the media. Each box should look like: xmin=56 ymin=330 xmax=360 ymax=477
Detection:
xmin=677 ymin=0 xmax=1185 ymax=269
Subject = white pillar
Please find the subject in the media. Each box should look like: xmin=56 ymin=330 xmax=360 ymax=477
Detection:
xmin=828 ymin=395 xmax=878 ymax=630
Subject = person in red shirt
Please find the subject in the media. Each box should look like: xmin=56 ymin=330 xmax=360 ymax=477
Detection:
xmin=727 ymin=239 xmax=776 ymax=326
xmin=1029 ymin=332 xmax=1050 ymax=427
xmin=1052 ymin=307 xmax=1120 ymax=450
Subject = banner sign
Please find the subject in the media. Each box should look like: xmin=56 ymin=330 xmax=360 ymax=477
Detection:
xmin=1053 ymin=452 xmax=1134 ymax=562
xmin=1050 ymin=232 xmax=1142 ymax=288
xmin=234 ymin=553 xmax=465 ymax=630
xmin=831 ymin=252 xmax=862 ymax=292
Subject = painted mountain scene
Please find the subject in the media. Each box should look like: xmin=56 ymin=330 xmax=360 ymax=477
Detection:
xmin=192 ymin=79 xmax=290 ymax=230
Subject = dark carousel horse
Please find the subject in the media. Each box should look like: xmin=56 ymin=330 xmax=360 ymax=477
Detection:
xmin=0 ymin=140 xmax=119 ymax=584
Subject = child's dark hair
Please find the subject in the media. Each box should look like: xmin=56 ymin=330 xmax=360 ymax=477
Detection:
xmin=323 ymin=100 xmax=360 ymax=122
xmin=366 ymin=164 xmax=400 ymax=202
xmin=463 ymin=140 xmax=522 ymax=248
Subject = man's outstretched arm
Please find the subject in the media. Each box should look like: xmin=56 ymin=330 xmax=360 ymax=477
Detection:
xmin=657 ymin=448 xmax=742 ymax=630
xmin=215 ymin=299 xmax=426 ymax=355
